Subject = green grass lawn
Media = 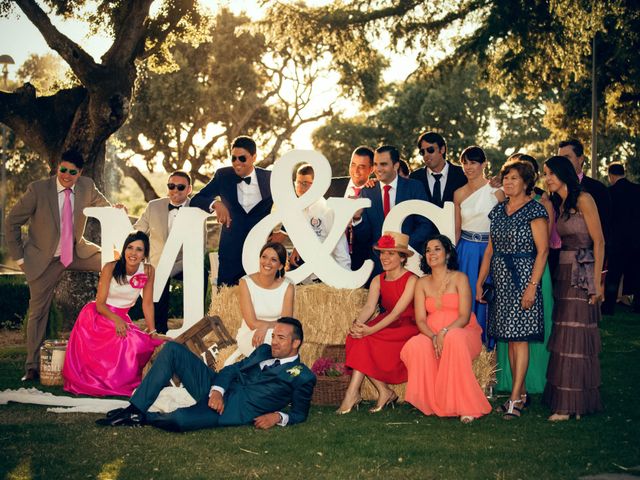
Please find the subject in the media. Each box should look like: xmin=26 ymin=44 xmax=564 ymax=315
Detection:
xmin=1 ymin=310 xmax=639 ymax=480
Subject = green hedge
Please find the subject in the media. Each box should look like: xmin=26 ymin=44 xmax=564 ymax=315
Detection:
xmin=0 ymin=275 xmax=29 ymax=329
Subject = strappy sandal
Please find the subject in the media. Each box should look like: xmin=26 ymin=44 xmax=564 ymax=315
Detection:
xmin=520 ymin=393 xmax=531 ymax=409
xmin=495 ymin=399 xmax=510 ymax=413
xmin=502 ymin=399 xmax=523 ymax=420
xmin=460 ymin=415 xmax=475 ymax=424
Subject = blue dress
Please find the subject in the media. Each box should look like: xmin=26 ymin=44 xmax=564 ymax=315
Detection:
xmin=488 ymin=199 xmax=548 ymax=341
xmin=456 ymin=183 xmax=499 ymax=348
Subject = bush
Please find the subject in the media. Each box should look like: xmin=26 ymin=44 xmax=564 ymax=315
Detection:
xmin=0 ymin=275 xmax=29 ymax=329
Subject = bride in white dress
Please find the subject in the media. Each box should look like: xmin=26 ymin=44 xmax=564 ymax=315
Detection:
xmin=225 ymin=242 xmax=295 ymax=365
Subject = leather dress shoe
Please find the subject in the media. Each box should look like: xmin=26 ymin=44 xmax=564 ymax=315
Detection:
xmin=21 ymin=369 xmax=39 ymax=382
xmin=95 ymin=409 xmax=145 ymax=427
xmin=105 ymin=407 xmax=125 ymax=419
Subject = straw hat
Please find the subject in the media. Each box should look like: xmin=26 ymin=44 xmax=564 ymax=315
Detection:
xmin=373 ymin=231 xmax=414 ymax=256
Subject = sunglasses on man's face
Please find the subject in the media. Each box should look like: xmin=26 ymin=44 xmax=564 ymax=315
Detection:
xmin=231 ymin=155 xmax=248 ymax=163
xmin=59 ymin=166 xmax=79 ymax=175
xmin=167 ymin=183 xmax=187 ymax=191
xmin=419 ymin=146 xmax=436 ymax=156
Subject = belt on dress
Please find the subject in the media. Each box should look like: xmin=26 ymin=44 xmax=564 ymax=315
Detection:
xmin=461 ymin=230 xmax=489 ymax=242
xmin=494 ymin=252 xmax=535 ymax=290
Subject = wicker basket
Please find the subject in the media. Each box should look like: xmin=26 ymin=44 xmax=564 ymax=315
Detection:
xmin=311 ymin=344 xmax=350 ymax=406
xmin=40 ymin=339 xmax=67 ymax=386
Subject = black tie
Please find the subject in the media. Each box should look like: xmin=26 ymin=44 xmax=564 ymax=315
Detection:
xmin=168 ymin=204 xmax=181 ymax=211
xmin=236 ymin=176 xmax=251 ymax=185
xmin=263 ymin=359 xmax=280 ymax=371
xmin=432 ymin=173 xmax=443 ymax=206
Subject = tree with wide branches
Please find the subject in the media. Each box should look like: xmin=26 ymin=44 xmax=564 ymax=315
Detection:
xmin=0 ymin=0 xmax=202 ymax=190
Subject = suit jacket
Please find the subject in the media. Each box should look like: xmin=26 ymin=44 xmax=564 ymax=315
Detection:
xmin=5 ymin=176 xmax=110 ymax=281
xmin=214 ymin=344 xmax=316 ymax=426
xmin=410 ymin=162 xmax=468 ymax=207
xmin=581 ymin=175 xmax=613 ymax=250
xmin=354 ymin=176 xmax=433 ymax=274
xmin=190 ymin=167 xmax=272 ymax=285
xmin=134 ymin=197 xmax=190 ymax=275
xmin=609 ymin=178 xmax=640 ymax=250
xmin=324 ymin=176 xmax=351 ymax=199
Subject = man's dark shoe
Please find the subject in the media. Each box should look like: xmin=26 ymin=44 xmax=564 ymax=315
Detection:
xmin=96 ymin=408 xmax=145 ymax=427
xmin=21 ymin=369 xmax=39 ymax=382
xmin=105 ymin=407 xmax=125 ymax=419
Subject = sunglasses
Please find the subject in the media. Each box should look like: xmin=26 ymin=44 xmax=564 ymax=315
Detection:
xmin=167 ymin=183 xmax=187 ymax=191
xmin=59 ymin=166 xmax=79 ymax=175
xmin=419 ymin=146 xmax=436 ymax=156
xmin=231 ymin=155 xmax=248 ymax=163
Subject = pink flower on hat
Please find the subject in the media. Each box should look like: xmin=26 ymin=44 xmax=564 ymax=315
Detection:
xmin=377 ymin=235 xmax=396 ymax=249
xmin=129 ymin=273 xmax=148 ymax=289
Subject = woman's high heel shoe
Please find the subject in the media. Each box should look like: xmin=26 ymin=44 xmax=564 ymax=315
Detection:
xmin=520 ymin=393 xmax=531 ymax=409
xmin=369 ymin=392 xmax=398 ymax=413
xmin=336 ymin=397 xmax=362 ymax=415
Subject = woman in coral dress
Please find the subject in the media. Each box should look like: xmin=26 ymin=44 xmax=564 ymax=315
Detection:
xmin=401 ymin=235 xmax=491 ymax=423
xmin=63 ymin=231 xmax=165 ymax=397
xmin=338 ymin=232 xmax=418 ymax=414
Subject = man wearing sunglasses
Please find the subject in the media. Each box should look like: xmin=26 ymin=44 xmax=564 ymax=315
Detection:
xmin=410 ymin=131 xmax=467 ymax=209
xmin=5 ymin=149 xmax=113 ymax=381
xmin=134 ymin=171 xmax=193 ymax=333
xmin=191 ymin=136 xmax=272 ymax=286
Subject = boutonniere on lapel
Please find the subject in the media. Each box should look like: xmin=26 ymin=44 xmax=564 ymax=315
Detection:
xmin=286 ymin=365 xmax=302 ymax=377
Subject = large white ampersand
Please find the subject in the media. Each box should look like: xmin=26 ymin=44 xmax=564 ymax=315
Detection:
xmin=242 ymin=149 xmax=374 ymax=288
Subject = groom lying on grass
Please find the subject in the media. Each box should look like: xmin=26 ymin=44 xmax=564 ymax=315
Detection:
xmin=96 ymin=317 xmax=316 ymax=431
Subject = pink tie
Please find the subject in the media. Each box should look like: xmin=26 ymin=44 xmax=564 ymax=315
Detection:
xmin=383 ymin=185 xmax=391 ymax=218
xmin=352 ymin=187 xmax=362 ymax=197
xmin=60 ymin=188 xmax=73 ymax=267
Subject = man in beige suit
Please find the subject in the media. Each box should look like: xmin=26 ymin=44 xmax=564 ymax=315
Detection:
xmin=134 ymin=171 xmax=192 ymax=334
xmin=5 ymin=150 xmax=112 ymax=380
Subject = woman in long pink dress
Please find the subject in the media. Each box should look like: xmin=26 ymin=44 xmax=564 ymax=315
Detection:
xmin=63 ymin=231 xmax=164 ymax=396
xmin=337 ymin=232 xmax=418 ymax=414
xmin=401 ymin=235 xmax=491 ymax=423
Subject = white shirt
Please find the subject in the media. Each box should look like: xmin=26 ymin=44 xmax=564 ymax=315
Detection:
xmin=302 ymin=197 xmax=351 ymax=282
xmin=168 ymin=199 xmax=189 ymax=231
xmin=343 ymin=179 xmax=364 ymax=198
xmin=379 ymin=174 xmax=399 ymax=209
xmin=237 ymin=168 xmax=261 ymax=213
xmin=211 ymin=354 xmax=299 ymax=426
xmin=426 ymin=161 xmax=450 ymax=196
xmin=54 ymin=179 xmax=76 ymax=258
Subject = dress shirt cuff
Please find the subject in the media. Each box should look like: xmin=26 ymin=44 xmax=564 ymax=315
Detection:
xmin=277 ymin=412 xmax=289 ymax=426
xmin=351 ymin=217 xmax=362 ymax=227
xmin=210 ymin=385 xmax=225 ymax=396
xmin=16 ymin=258 xmax=24 ymax=266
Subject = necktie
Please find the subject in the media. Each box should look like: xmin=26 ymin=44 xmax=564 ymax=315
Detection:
xmin=383 ymin=184 xmax=391 ymax=218
xmin=60 ymin=188 xmax=73 ymax=267
xmin=264 ymin=359 xmax=280 ymax=371
xmin=168 ymin=204 xmax=181 ymax=211
xmin=432 ymin=173 xmax=443 ymax=206
xmin=236 ymin=176 xmax=251 ymax=185
xmin=352 ymin=187 xmax=362 ymax=197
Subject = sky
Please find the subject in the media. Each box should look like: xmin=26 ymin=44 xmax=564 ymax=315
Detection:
xmin=0 ymin=1 xmax=417 ymax=159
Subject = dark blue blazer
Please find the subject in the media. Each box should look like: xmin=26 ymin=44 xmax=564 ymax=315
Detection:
xmin=410 ymin=162 xmax=467 ymax=208
xmin=214 ymin=344 xmax=316 ymax=426
xmin=191 ymin=167 xmax=272 ymax=285
xmin=354 ymin=176 xmax=433 ymax=275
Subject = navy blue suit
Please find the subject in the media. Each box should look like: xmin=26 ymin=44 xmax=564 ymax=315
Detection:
xmin=191 ymin=167 xmax=272 ymax=286
xmin=132 ymin=343 xmax=316 ymax=432
xmin=354 ymin=176 xmax=433 ymax=276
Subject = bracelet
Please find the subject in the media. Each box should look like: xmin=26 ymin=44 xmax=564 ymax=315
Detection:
xmin=441 ymin=327 xmax=449 ymax=335
xmin=528 ymin=280 xmax=539 ymax=286
xmin=149 ymin=329 xmax=157 ymax=335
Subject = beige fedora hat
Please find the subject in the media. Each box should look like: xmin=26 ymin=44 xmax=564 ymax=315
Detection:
xmin=373 ymin=231 xmax=414 ymax=256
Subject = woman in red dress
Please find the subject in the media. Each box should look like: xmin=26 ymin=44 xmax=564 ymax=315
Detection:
xmin=337 ymin=232 xmax=418 ymax=414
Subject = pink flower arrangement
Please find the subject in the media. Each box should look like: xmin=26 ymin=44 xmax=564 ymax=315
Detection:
xmin=129 ymin=273 xmax=148 ymax=289
xmin=377 ymin=235 xmax=396 ymax=249
xmin=311 ymin=357 xmax=350 ymax=377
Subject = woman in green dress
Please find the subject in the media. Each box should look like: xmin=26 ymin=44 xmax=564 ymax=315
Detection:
xmin=495 ymin=154 xmax=553 ymax=397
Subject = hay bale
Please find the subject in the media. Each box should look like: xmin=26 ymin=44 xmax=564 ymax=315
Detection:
xmin=472 ymin=347 xmax=497 ymax=393
xmin=214 ymin=345 xmax=243 ymax=371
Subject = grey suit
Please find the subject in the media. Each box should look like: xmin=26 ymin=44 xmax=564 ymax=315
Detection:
xmin=134 ymin=197 xmax=195 ymax=333
xmin=5 ymin=175 xmax=110 ymax=370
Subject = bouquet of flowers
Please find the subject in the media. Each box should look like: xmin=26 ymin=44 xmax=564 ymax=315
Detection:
xmin=311 ymin=357 xmax=350 ymax=377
